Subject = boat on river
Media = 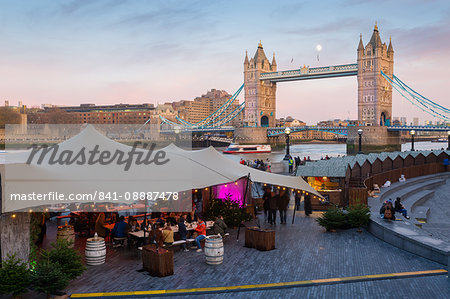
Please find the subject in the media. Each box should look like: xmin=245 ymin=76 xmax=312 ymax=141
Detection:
xmin=223 ymin=144 xmax=271 ymax=154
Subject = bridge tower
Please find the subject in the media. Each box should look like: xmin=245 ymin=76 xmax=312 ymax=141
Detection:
xmin=243 ymin=42 xmax=277 ymax=127
xmin=357 ymin=23 xmax=394 ymax=126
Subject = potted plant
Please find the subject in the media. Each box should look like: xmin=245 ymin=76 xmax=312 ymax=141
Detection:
xmin=0 ymin=254 xmax=32 ymax=299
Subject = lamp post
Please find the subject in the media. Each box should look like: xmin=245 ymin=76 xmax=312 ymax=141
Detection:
xmin=447 ymin=131 xmax=450 ymax=151
xmin=283 ymin=127 xmax=292 ymax=160
xmin=357 ymin=129 xmax=363 ymax=154
xmin=410 ymin=130 xmax=415 ymax=151
xmin=174 ymin=126 xmax=181 ymax=144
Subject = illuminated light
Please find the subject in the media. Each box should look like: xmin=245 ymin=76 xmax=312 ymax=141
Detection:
xmin=264 ymin=184 xmax=267 ymax=186
xmin=235 ymin=182 xmax=238 ymax=185
xmin=28 ymin=209 xmax=33 ymax=213
xmin=282 ymin=187 xmax=286 ymax=190
xmin=306 ymin=192 xmax=309 ymax=195
xmin=277 ymin=186 xmax=280 ymax=189
xmin=45 ymin=208 xmax=49 ymax=212
xmin=11 ymin=214 xmax=16 ymax=218
xmin=195 ymin=189 xmax=198 ymax=192
xmin=224 ymin=185 xmax=228 ymax=188
xmin=205 ymin=188 xmax=208 ymax=191
xmin=323 ymin=176 xmax=327 ymax=180
xmin=91 ymin=204 xmax=95 ymax=208
xmin=297 ymin=190 xmax=300 ymax=193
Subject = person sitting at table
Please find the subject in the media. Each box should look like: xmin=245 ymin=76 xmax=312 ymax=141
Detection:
xmin=128 ymin=216 xmax=139 ymax=232
xmin=161 ymin=224 xmax=174 ymax=247
xmin=373 ymin=184 xmax=381 ymax=193
xmin=109 ymin=212 xmax=120 ymax=224
xmin=194 ymin=216 xmax=207 ymax=252
xmin=112 ymin=216 xmax=128 ymax=247
xmin=178 ymin=215 xmax=188 ymax=252
xmin=186 ymin=211 xmax=193 ymax=223
xmin=95 ymin=212 xmax=108 ymax=238
xmin=166 ymin=213 xmax=177 ymax=226
xmin=149 ymin=223 xmax=163 ymax=247
xmin=213 ymin=215 xmax=228 ymax=237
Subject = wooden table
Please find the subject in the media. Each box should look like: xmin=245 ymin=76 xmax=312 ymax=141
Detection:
xmin=245 ymin=227 xmax=275 ymax=251
xmin=142 ymin=244 xmax=174 ymax=277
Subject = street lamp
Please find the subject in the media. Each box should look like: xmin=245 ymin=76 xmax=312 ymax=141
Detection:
xmin=174 ymin=126 xmax=181 ymax=144
xmin=357 ymin=128 xmax=363 ymax=154
xmin=283 ymin=127 xmax=292 ymax=161
xmin=410 ymin=130 xmax=415 ymax=151
xmin=447 ymin=131 xmax=450 ymax=151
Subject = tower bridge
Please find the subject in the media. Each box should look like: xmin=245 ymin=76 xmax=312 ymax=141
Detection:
xmin=157 ymin=24 xmax=448 ymax=153
xmin=243 ymin=23 xmax=393 ymax=128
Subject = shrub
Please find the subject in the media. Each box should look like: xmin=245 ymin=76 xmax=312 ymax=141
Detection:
xmin=204 ymin=197 xmax=253 ymax=227
xmin=316 ymin=207 xmax=347 ymax=231
xmin=347 ymin=204 xmax=370 ymax=230
xmin=31 ymin=258 xmax=69 ymax=296
xmin=41 ymin=238 xmax=85 ymax=280
xmin=0 ymin=254 xmax=32 ymax=297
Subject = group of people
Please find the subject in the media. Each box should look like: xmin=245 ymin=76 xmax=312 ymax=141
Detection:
xmin=240 ymin=158 xmax=271 ymax=172
xmin=94 ymin=211 xmax=228 ymax=252
xmin=379 ymin=197 xmax=410 ymax=220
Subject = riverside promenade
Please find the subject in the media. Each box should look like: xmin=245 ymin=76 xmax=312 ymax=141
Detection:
xmin=65 ymin=210 xmax=449 ymax=298
xmin=368 ymin=172 xmax=450 ymax=266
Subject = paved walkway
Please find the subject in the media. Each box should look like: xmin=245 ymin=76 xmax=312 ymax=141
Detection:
xmin=65 ymin=210 xmax=449 ymax=299
xmin=420 ymin=177 xmax=450 ymax=241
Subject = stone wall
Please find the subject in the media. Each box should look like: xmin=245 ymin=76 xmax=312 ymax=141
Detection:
xmin=234 ymin=127 xmax=268 ymax=144
xmin=347 ymin=126 xmax=401 ymax=154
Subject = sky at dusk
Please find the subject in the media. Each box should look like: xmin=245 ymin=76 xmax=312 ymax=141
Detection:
xmin=1 ymin=0 xmax=449 ymax=124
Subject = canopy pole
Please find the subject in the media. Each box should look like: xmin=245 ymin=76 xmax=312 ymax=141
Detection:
xmin=292 ymin=190 xmax=297 ymax=224
xmin=237 ymin=173 xmax=251 ymax=241
xmin=143 ymin=195 xmax=148 ymax=245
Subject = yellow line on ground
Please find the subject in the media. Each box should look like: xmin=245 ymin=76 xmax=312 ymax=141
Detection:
xmin=69 ymin=269 xmax=448 ymax=298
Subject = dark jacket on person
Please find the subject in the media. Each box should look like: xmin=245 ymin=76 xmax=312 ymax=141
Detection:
xmin=178 ymin=221 xmax=187 ymax=240
xmin=269 ymin=193 xmax=279 ymax=210
xmin=279 ymin=192 xmax=290 ymax=211
xmin=394 ymin=200 xmax=404 ymax=212
xmin=304 ymin=194 xmax=312 ymax=216
xmin=166 ymin=217 xmax=177 ymax=226
xmin=213 ymin=218 xmax=228 ymax=236
xmin=112 ymin=220 xmax=128 ymax=238
xmin=262 ymin=191 xmax=271 ymax=211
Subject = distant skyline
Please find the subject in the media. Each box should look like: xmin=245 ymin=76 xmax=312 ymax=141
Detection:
xmin=1 ymin=0 xmax=449 ymax=124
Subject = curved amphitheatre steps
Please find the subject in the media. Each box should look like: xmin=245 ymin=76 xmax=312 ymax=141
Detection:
xmin=368 ymin=172 xmax=450 ymax=266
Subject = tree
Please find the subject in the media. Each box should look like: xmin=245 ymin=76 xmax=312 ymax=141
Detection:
xmin=41 ymin=238 xmax=86 ymax=280
xmin=31 ymin=258 xmax=69 ymax=296
xmin=347 ymin=203 xmax=370 ymax=232
xmin=45 ymin=108 xmax=76 ymax=124
xmin=0 ymin=254 xmax=32 ymax=297
xmin=0 ymin=107 xmax=21 ymax=128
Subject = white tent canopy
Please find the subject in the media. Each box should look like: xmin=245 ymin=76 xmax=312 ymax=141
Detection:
xmin=1 ymin=125 xmax=322 ymax=212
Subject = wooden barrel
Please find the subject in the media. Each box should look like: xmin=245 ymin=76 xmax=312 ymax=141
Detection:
xmin=85 ymin=237 xmax=106 ymax=266
xmin=204 ymin=235 xmax=224 ymax=265
xmin=57 ymin=225 xmax=75 ymax=247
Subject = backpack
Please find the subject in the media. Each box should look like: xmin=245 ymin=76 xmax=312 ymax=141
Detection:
xmin=384 ymin=208 xmax=392 ymax=219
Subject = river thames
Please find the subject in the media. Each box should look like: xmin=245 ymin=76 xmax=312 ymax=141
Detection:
xmin=222 ymin=141 xmax=448 ymax=163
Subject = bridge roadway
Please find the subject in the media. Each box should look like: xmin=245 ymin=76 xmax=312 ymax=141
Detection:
xmin=160 ymin=125 xmax=449 ymax=136
xmin=259 ymin=63 xmax=358 ymax=82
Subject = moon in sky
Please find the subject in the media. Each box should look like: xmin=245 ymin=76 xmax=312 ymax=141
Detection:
xmin=316 ymin=44 xmax=322 ymax=52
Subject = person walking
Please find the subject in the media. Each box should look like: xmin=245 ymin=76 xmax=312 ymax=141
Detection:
xmin=288 ymin=157 xmax=294 ymax=173
xmin=304 ymin=194 xmax=312 ymax=216
xmin=279 ymin=189 xmax=290 ymax=224
xmin=268 ymin=189 xmax=279 ymax=225
xmin=262 ymin=186 xmax=271 ymax=223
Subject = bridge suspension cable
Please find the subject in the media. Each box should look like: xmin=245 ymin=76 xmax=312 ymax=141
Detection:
xmin=381 ymin=71 xmax=449 ymax=121
xmin=176 ymin=84 xmax=244 ymax=128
